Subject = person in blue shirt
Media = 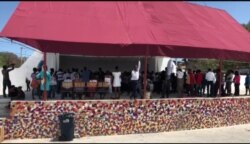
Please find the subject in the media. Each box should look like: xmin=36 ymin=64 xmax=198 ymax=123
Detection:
xmin=37 ymin=60 xmax=44 ymax=70
xmin=245 ymin=73 xmax=250 ymax=95
xmin=81 ymin=67 xmax=90 ymax=83
xmin=36 ymin=65 xmax=51 ymax=99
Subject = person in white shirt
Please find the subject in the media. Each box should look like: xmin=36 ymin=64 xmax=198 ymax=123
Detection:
xmin=167 ymin=59 xmax=174 ymax=79
xmin=205 ymin=68 xmax=216 ymax=97
xmin=167 ymin=59 xmax=177 ymax=92
xmin=130 ymin=60 xmax=141 ymax=99
xmin=171 ymin=61 xmax=177 ymax=93
xmin=112 ymin=66 xmax=122 ymax=99
xmin=63 ymin=69 xmax=71 ymax=80
xmin=177 ymin=68 xmax=184 ymax=97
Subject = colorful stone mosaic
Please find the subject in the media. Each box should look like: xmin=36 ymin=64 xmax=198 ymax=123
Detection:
xmin=3 ymin=97 xmax=250 ymax=140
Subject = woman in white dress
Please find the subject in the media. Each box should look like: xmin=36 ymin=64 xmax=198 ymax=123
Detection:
xmin=112 ymin=66 xmax=121 ymax=99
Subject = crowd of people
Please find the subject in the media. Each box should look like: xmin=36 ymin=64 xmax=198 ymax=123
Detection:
xmin=2 ymin=59 xmax=249 ymax=101
xmin=29 ymin=60 xmax=142 ymax=100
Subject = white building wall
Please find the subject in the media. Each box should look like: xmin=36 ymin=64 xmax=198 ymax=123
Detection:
xmin=0 ymin=51 xmax=43 ymax=95
xmin=46 ymin=53 xmax=60 ymax=70
xmin=59 ymin=55 xmax=158 ymax=72
xmin=155 ymin=56 xmax=171 ymax=72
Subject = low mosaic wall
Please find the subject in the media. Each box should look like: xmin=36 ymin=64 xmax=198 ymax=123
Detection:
xmin=3 ymin=97 xmax=250 ymax=140
xmin=0 ymin=118 xmax=5 ymax=142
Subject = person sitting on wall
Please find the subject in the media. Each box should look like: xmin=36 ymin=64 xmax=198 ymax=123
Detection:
xmin=6 ymin=85 xmax=25 ymax=109
xmin=9 ymin=85 xmax=18 ymax=99
xmin=16 ymin=86 xmax=25 ymax=100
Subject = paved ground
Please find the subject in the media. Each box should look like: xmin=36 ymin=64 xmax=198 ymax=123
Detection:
xmin=0 ymin=99 xmax=10 ymax=117
xmin=2 ymin=124 xmax=250 ymax=143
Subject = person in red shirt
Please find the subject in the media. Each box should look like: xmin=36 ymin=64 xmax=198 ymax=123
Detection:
xmin=233 ymin=71 xmax=240 ymax=96
xmin=186 ymin=69 xmax=196 ymax=96
xmin=195 ymin=70 xmax=203 ymax=96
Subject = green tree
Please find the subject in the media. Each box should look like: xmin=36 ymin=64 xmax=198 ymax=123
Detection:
xmin=242 ymin=21 xmax=250 ymax=32
xmin=0 ymin=52 xmax=22 ymax=68
xmin=185 ymin=58 xmax=250 ymax=72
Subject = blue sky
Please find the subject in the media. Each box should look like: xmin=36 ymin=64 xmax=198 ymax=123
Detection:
xmin=0 ymin=1 xmax=250 ymax=57
xmin=0 ymin=1 xmax=34 ymax=57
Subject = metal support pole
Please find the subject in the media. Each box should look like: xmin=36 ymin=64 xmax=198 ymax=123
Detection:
xmin=219 ymin=59 xmax=223 ymax=97
xmin=143 ymin=55 xmax=148 ymax=99
xmin=43 ymin=51 xmax=47 ymax=101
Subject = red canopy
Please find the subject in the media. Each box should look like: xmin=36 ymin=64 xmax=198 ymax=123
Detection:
xmin=1 ymin=2 xmax=250 ymax=61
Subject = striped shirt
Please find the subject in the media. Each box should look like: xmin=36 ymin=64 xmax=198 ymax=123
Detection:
xmin=56 ymin=71 xmax=64 ymax=81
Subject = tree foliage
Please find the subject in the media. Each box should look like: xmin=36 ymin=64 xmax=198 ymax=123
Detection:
xmin=184 ymin=58 xmax=250 ymax=72
xmin=183 ymin=21 xmax=250 ymax=72
xmin=0 ymin=52 xmax=22 ymax=68
xmin=242 ymin=21 xmax=250 ymax=32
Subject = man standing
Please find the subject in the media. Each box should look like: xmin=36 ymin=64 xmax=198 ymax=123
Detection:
xmin=195 ymin=70 xmax=203 ymax=96
xmin=49 ymin=68 xmax=57 ymax=99
xmin=56 ymin=69 xmax=64 ymax=94
xmin=225 ymin=70 xmax=234 ymax=96
xmin=97 ymin=67 xmax=105 ymax=82
xmin=167 ymin=59 xmax=177 ymax=92
xmin=2 ymin=64 xmax=15 ymax=97
xmin=176 ymin=68 xmax=184 ymax=97
xmin=205 ymin=68 xmax=216 ymax=97
xmin=82 ymin=67 xmax=90 ymax=83
xmin=162 ymin=67 xmax=170 ymax=98
xmin=130 ymin=59 xmax=141 ymax=99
